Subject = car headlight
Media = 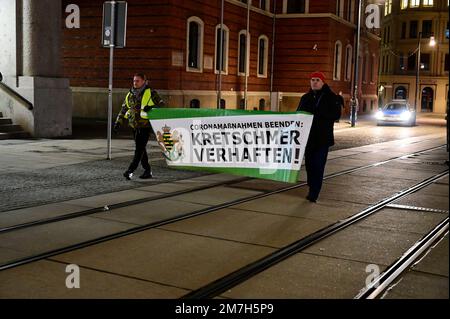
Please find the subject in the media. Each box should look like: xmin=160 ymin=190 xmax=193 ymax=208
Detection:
xmin=375 ymin=111 xmax=384 ymax=120
xmin=400 ymin=111 xmax=411 ymax=121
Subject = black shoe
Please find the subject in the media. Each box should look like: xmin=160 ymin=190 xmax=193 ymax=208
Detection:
xmin=123 ymin=170 xmax=133 ymax=180
xmin=139 ymin=170 xmax=153 ymax=179
xmin=306 ymin=195 xmax=317 ymax=203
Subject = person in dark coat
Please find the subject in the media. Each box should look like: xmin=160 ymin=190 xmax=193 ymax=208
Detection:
xmin=297 ymin=72 xmax=341 ymax=202
xmin=335 ymin=91 xmax=345 ymax=123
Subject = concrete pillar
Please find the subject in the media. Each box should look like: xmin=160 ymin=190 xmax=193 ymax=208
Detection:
xmin=22 ymin=0 xmax=62 ymax=77
xmin=0 ymin=0 xmax=72 ymax=138
xmin=0 ymin=0 xmax=18 ymax=77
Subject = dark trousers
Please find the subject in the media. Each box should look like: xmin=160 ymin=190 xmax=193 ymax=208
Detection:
xmin=128 ymin=127 xmax=151 ymax=172
xmin=305 ymin=145 xmax=329 ymax=200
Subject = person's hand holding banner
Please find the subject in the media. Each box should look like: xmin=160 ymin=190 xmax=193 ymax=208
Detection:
xmin=147 ymin=108 xmax=313 ymax=183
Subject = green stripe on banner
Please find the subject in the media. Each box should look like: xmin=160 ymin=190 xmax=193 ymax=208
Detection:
xmin=171 ymin=166 xmax=299 ymax=183
xmin=146 ymin=108 xmax=312 ymax=120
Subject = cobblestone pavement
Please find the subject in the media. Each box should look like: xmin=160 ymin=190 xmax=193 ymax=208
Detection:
xmin=0 ymin=157 xmax=207 ymax=212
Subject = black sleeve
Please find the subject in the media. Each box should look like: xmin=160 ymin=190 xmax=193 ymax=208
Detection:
xmin=297 ymin=95 xmax=312 ymax=113
xmin=151 ymin=89 xmax=165 ymax=107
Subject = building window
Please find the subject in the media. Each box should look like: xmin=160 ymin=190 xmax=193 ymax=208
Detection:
xmin=401 ymin=0 xmax=408 ymax=9
xmin=345 ymin=45 xmax=352 ymax=81
xmin=239 ymin=99 xmax=246 ymax=110
xmin=346 ymin=0 xmax=355 ymax=21
xmin=336 ymin=0 xmax=344 ymax=18
xmin=401 ymin=22 xmax=406 ymax=39
xmin=215 ymin=24 xmax=229 ymax=74
xmin=257 ymin=35 xmax=269 ymax=77
xmin=395 ymin=86 xmax=408 ymax=99
xmin=423 ymin=0 xmax=434 ymax=7
xmin=410 ymin=21 xmax=418 ymax=38
xmin=421 ymin=53 xmax=430 ymax=70
xmin=259 ymin=99 xmax=266 ymax=111
xmin=422 ymin=20 xmax=432 ymax=38
xmin=238 ymin=30 xmax=250 ymax=76
xmin=259 ymin=0 xmax=269 ymax=11
xmin=333 ymin=41 xmax=342 ymax=80
xmin=385 ymin=0 xmax=392 ymax=15
xmin=220 ymin=99 xmax=226 ymax=109
xmin=410 ymin=0 xmax=419 ymax=8
xmin=348 ymin=0 xmax=355 ymax=23
xmin=445 ymin=54 xmax=449 ymax=71
xmin=186 ymin=17 xmax=204 ymax=72
xmin=190 ymin=99 xmax=200 ymax=108
xmin=285 ymin=0 xmax=306 ymax=13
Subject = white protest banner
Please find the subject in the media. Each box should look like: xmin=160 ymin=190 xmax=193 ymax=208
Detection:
xmin=148 ymin=108 xmax=313 ymax=183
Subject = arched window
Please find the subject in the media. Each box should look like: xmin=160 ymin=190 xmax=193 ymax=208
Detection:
xmin=257 ymin=35 xmax=269 ymax=78
xmin=345 ymin=45 xmax=352 ymax=81
xmin=333 ymin=41 xmax=342 ymax=80
xmin=238 ymin=30 xmax=250 ymax=76
xmin=186 ymin=17 xmax=204 ymax=72
xmin=401 ymin=0 xmax=408 ymax=9
xmin=421 ymin=87 xmax=434 ymax=112
xmin=395 ymin=86 xmax=407 ymax=100
xmin=190 ymin=99 xmax=200 ymax=108
xmin=215 ymin=24 xmax=229 ymax=74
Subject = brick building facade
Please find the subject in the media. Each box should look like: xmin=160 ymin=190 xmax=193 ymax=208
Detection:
xmin=62 ymin=0 xmax=381 ymax=118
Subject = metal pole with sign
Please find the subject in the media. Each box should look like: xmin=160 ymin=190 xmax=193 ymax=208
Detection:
xmin=102 ymin=1 xmax=127 ymax=160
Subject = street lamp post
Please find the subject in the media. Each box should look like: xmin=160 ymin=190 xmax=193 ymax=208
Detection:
xmin=414 ymin=31 xmax=422 ymax=114
xmin=350 ymin=0 xmax=363 ymax=127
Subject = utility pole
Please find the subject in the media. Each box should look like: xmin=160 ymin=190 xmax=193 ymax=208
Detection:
xmin=414 ymin=32 xmax=422 ymax=114
xmin=350 ymin=0 xmax=363 ymax=127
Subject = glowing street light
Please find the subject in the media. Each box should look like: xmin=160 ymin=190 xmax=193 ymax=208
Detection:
xmin=429 ymin=34 xmax=436 ymax=47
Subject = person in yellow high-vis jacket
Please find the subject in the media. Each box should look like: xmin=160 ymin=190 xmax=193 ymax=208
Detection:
xmin=114 ymin=73 xmax=164 ymax=180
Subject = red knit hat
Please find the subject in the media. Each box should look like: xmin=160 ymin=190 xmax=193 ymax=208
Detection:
xmin=310 ymin=71 xmax=326 ymax=83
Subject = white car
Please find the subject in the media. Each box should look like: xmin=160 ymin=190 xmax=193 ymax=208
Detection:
xmin=375 ymin=100 xmax=416 ymax=127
